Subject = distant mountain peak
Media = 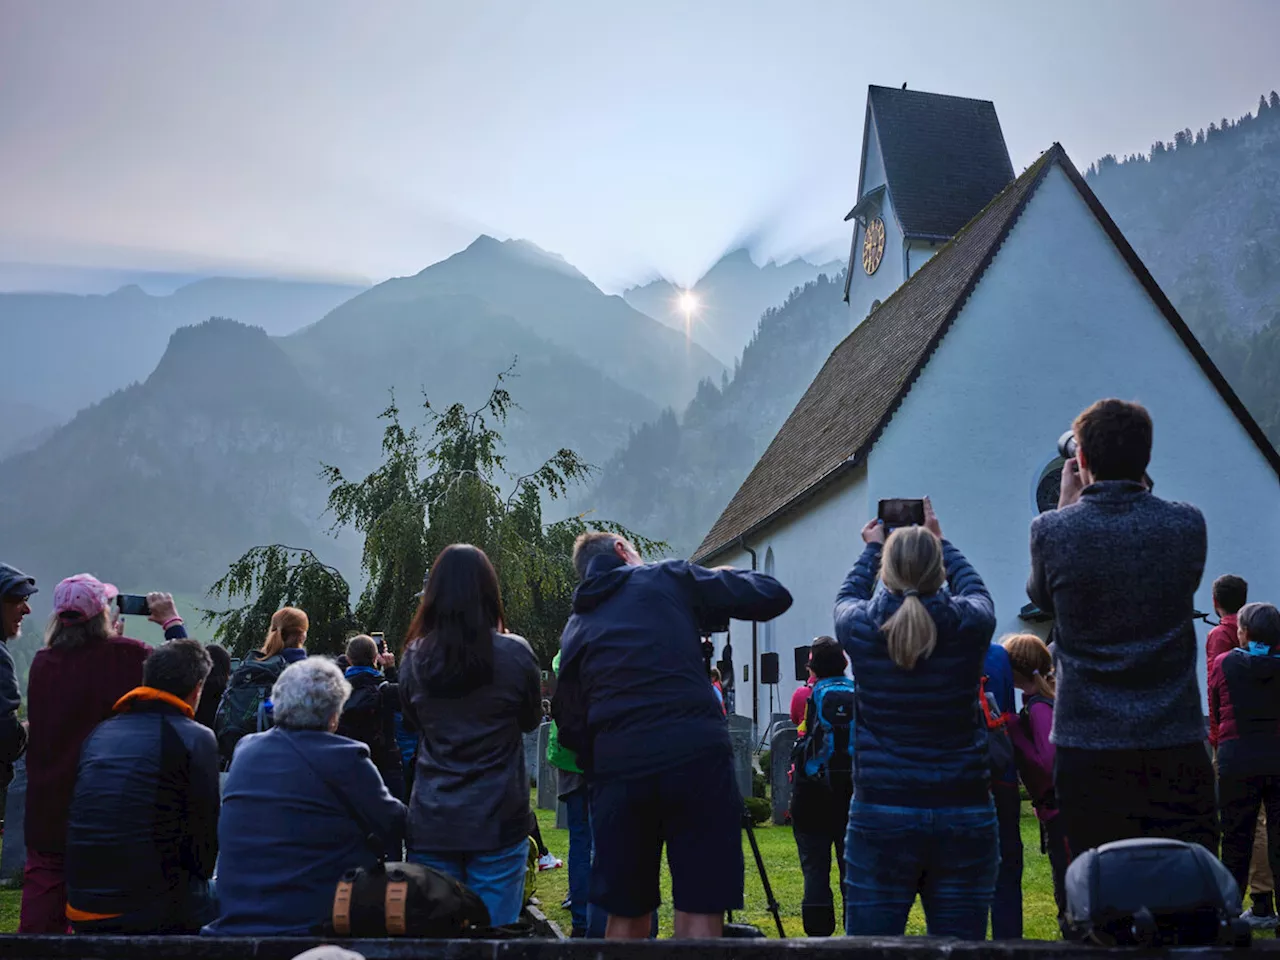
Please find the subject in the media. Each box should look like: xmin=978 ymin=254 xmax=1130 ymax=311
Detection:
xmin=430 ymin=235 xmax=586 ymax=282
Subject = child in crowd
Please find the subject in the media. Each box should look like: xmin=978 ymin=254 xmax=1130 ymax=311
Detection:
xmin=1002 ymin=634 xmax=1069 ymax=925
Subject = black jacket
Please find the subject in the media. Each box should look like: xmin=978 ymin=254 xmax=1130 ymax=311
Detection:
xmin=556 ymin=556 xmax=792 ymax=779
xmin=0 ymin=641 xmax=27 ymax=764
xmin=1218 ymin=646 xmax=1280 ymax=777
xmin=65 ymin=687 xmax=220 ymax=918
xmin=336 ymin=667 xmax=405 ymax=799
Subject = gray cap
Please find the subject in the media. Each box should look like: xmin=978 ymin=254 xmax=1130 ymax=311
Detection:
xmin=0 ymin=563 xmax=38 ymax=600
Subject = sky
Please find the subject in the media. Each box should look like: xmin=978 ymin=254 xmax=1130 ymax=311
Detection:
xmin=2 ymin=0 xmax=1279 ymax=292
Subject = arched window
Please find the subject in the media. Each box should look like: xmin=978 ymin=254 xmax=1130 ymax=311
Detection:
xmin=868 ymin=299 xmax=882 ymax=317
xmin=763 ymin=548 xmax=776 ymax=654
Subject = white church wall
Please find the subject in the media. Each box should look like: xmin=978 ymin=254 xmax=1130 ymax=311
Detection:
xmin=712 ymin=466 xmax=869 ymax=723
xmin=866 ymin=162 xmax=1280 ymax=702
xmin=907 ymin=240 xmax=942 ymax=276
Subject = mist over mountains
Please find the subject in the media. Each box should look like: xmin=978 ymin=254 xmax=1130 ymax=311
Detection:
xmin=623 ymin=249 xmax=842 ymax=365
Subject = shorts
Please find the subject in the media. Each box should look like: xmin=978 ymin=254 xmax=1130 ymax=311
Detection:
xmin=589 ymin=746 xmax=744 ymax=917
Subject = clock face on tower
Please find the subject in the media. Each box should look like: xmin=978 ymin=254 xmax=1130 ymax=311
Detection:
xmin=862 ymin=217 xmax=886 ymax=275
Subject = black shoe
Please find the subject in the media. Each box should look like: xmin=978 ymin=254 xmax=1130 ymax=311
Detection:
xmin=801 ymin=903 xmax=836 ymax=938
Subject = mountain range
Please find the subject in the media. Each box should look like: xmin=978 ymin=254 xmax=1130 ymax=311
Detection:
xmin=623 ymin=249 xmax=842 ymax=365
xmin=0 ymin=277 xmax=367 ymax=454
xmin=0 ymin=236 xmax=726 ymax=615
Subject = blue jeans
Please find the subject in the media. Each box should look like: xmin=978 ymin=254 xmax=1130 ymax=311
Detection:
xmin=843 ymin=800 xmax=998 ymax=939
xmin=564 ymin=787 xmax=601 ymax=936
xmin=408 ymin=839 xmax=529 ymax=926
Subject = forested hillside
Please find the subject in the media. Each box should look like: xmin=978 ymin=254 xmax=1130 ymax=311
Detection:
xmin=1089 ymin=89 xmax=1280 ymax=443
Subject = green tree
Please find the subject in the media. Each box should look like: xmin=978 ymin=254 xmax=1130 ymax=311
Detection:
xmin=206 ymin=363 xmax=665 ymax=663
xmin=202 ymin=545 xmax=356 ymax=657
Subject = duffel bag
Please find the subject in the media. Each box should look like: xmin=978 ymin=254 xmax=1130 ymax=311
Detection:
xmin=331 ymin=860 xmax=490 ymax=937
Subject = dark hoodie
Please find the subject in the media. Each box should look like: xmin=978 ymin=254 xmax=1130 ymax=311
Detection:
xmin=1214 ymin=643 xmax=1280 ymax=776
xmin=556 ymin=555 xmax=791 ymax=780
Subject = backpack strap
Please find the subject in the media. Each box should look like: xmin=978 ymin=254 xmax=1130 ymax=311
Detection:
xmin=385 ymin=870 xmax=409 ymax=935
xmin=278 ymin=730 xmax=384 ymax=860
xmin=333 ymin=878 xmax=354 ymax=935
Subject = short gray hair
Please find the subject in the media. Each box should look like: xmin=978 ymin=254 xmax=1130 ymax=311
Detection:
xmin=271 ymin=657 xmax=351 ymax=730
xmin=572 ymin=531 xmax=622 ymax=580
xmin=1240 ymin=603 xmax=1280 ymax=649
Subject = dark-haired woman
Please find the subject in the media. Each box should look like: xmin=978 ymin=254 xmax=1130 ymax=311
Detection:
xmin=399 ymin=544 xmax=541 ymax=926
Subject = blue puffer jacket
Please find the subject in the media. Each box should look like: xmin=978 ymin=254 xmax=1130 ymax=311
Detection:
xmin=833 ymin=540 xmax=996 ymax=808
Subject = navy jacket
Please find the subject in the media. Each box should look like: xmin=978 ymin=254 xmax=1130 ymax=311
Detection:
xmin=66 ymin=688 xmax=220 ymax=919
xmin=205 ymin=727 xmax=406 ymax=936
xmin=557 ymin=556 xmax=791 ymax=779
xmin=834 ymin=540 xmax=996 ymax=808
xmin=983 ymin=642 xmax=1017 ymax=785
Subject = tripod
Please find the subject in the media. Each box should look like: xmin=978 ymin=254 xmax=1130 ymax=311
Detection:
xmin=729 ymin=808 xmax=785 ymax=937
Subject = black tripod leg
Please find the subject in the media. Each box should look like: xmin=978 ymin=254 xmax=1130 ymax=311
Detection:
xmin=743 ymin=819 xmax=785 ymax=937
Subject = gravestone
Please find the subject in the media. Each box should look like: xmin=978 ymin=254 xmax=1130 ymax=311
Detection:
xmin=769 ymin=724 xmax=798 ymax=825
xmin=555 ymin=799 xmax=567 ymax=830
xmin=726 ymin=714 xmax=753 ymax=800
xmin=0 ymin=756 xmax=26 ymax=885
xmin=535 ymin=722 xmax=556 ymax=810
xmin=523 ymin=730 xmax=539 ymax=787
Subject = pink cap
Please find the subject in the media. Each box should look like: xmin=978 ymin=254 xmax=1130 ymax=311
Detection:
xmin=53 ymin=574 xmax=119 ymax=622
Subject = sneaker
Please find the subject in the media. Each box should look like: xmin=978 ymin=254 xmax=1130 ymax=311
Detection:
xmin=536 ymin=852 xmax=563 ymax=872
xmin=562 ymin=896 xmax=572 ymax=909
xmin=1242 ymin=909 xmax=1279 ymax=930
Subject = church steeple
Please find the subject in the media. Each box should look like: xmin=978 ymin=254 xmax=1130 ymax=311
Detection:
xmin=844 ymin=85 xmax=1014 ymax=325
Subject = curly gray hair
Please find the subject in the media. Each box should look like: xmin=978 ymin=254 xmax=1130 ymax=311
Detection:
xmin=271 ymin=657 xmax=351 ymax=730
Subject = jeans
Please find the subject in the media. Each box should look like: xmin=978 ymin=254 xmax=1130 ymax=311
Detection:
xmin=794 ymin=828 xmax=846 ymax=936
xmin=843 ymin=800 xmax=998 ymax=939
xmin=18 ymin=849 xmax=71 ymax=934
xmin=990 ymin=781 xmax=1024 ymax=939
xmin=75 ymin=878 xmax=218 ymax=935
xmin=1055 ymin=743 xmax=1217 ymax=856
xmin=408 ymin=838 xmax=529 ymax=926
xmin=1219 ymin=771 xmax=1280 ymax=902
xmin=564 ymin=786 xmax=606 ymax=937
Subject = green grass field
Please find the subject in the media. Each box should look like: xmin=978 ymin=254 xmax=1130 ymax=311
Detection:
xmin=531 ymin=800 xmax=1061 ymax=939
xmin=0 ymin=801 xmax=1058 ymax=938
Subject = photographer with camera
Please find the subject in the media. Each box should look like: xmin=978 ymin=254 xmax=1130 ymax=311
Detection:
xmin=553 ymin=532 xmax=791 ymax=940
xmin=834 ymin=499 xmax=997 ymax=939
xmin=1028 ymin=399 xmax=1214 ymax=857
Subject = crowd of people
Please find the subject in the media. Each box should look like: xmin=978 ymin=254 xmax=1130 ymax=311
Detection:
xmin=0 ymin=396 xmax=1275 ymax=941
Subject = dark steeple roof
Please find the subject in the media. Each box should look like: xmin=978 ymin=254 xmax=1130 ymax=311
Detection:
xmin=694 ymin=144 xmax=1280 ymax=563
xmin=864 ymin=85 xmax=1015 ymax=240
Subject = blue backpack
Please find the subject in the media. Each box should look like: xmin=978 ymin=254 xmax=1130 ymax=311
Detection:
xmin=796 ymin=677 xmax=857 ymax=785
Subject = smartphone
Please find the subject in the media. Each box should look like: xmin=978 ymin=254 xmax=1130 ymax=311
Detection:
xmin=371 ymin=631 xmax=386 ymax=654
xmin=117 ymin=594 xmax=150 ymax=617
xmin=878 ymin=498 xmax=925 ymax=530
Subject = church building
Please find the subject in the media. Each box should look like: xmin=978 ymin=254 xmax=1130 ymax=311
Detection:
xmin=696 ymin=85 xmax=1280 ymax=731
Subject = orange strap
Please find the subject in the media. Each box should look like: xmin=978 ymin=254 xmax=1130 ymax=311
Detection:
xmin=333 ymin=879 xmax=354 ymax=936
xmin=385 ymin=878 xmax=409 ymax=935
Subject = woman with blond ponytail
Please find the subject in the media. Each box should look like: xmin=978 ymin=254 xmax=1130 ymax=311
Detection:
xmin=833 ymin=498 xmax=997 ymax=939
xmin=1001 ymin=633 xmax=1068 ymax=923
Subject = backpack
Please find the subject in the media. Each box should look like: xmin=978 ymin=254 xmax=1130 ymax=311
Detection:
xmin=336 ymin=680 xmax=388 ymax=760
xmin=1063 ymin=838 xmax=1249 ymax=947
xmin=330 ymin=860 xmax=490 ymax=937
xmin=1017 ymin=693 xmax=1058 ymax=810
xmin=794 ymin=677 xmax=856 ymax=787
xmin=214 ymin=654 xmax=287 ymax=765
xmin=979 ymin=675 xmax=1014 ymax=781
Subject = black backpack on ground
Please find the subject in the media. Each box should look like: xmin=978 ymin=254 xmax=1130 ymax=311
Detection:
xmin=330 ymin=860 xmax=490 ymax=937
xmin=1063 ymin=838 xmax=1250 ymax=947
xmin=214 ymin=654 xmax=287 ymax=765
xmin=336 ymin=680 xmax=388 ymax=759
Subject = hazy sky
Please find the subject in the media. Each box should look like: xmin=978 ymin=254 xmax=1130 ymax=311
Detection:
xmin=3 ymin=0 xmax=1279 ymax=291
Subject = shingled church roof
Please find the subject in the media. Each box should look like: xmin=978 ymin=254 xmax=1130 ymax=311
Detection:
xmin=854 ymin=86 xmax=1015 ymax=240
xmin=694 ymin=144 xmax=1280 ymax=563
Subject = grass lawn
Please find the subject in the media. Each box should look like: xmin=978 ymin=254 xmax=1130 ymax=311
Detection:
xmin=532 ymin=800 xmax=1061 ymax=940
xmin=0 ymin=802 xmax=1058 ymax=938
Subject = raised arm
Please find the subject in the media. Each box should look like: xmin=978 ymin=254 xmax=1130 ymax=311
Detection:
xmin=943 ymin=540 xmax=995 ymax=630
xmin=680 ymin=562 xmax=793 ymax=625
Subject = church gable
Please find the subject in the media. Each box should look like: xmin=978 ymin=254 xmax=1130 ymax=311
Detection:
xmin=694 ymin=144 xmax=1280 ymax=564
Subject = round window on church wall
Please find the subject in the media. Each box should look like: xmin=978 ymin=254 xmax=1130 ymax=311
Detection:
xmin=1036 ymin=460 xmax=1066 ymax=513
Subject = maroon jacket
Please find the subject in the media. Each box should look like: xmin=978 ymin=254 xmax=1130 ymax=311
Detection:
xmin=1207 ymin=615 xmax=1240 ymax=748
xmin=25 ymin=635 xmax=150 ymax=852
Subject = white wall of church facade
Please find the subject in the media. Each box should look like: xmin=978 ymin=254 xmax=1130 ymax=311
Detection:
xmin=867 ymin=163 xmax=1280 ymax=701
xmin=847 ymin=121 xmax=909 ymax=327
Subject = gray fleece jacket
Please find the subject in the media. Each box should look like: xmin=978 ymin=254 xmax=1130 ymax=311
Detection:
xmin=1028 ymin=480 xmax=1207 ymax=751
